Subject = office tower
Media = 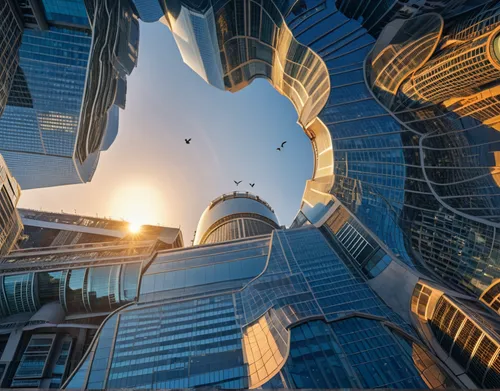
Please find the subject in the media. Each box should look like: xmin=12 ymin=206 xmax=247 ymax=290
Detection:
xmin=0 ymin=0 xmax=22 ymax=118
xmin=52 ymin=192 xmax=500 ymax=389
xmin=0 ymin=0 xmax=139 ymax=189
xmin=0 ymin=154 xmax=22 ymax=256
xmin=400 ymin=15 xmax=500 ymax=106
xmin=194 ymin=192 xmax=280 ymax=245
xmin=0 ymin=224 xmax=183 ymax=388
xmin=17 ymin=209 xmax=184 ymax=249
xmin=137 ymin=0 xmax=500 ymax=298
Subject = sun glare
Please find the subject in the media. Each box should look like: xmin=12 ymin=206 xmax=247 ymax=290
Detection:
xmin=129 ymin=222 xmax=142 ymax=234
xmin=108 ymin=182 xmax=167 ymax=233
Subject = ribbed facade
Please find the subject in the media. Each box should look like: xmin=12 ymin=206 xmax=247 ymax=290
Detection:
xmin=412 ymin=282 xmax=500 ymax=388
xmin=481 ymin=280 xmax=500 ymax=314
xmin=403 ymin=25 xmax=500 ymax=104
xmin=195 ymin=192 xmax=280 ymax=245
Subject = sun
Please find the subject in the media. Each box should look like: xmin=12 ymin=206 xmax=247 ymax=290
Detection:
xmin=107 ymin=182 xmax=167 ymax=235
xmin=128 ymin=222 xmax=142 ymax=234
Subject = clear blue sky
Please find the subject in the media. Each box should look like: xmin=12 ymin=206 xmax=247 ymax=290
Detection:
xmin=18 ymin=22 xmax=312 ymax=242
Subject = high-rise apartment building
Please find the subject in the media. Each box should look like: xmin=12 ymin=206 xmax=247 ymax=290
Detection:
xmin=133 ymin=0 xmax=500 ymax=299
xmin=0 ymin=0 xmax=139 ymax=189
xmin=0 ymin=154 xmax=21 ymax=256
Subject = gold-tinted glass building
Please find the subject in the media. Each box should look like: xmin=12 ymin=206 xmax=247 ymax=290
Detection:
xmin=0 ymin=154 xmax=21 ymax=255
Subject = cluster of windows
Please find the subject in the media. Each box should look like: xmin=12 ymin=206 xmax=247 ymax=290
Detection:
xmin=0 ymin=0 xmax=22 ymax=117
xmin=409 ymin=26 xmax=500 ymax=104
xmin=269 ymin=317 xmax=457 ymax=388
xmin=41 ymin=0 xmax=89 ymax=26
xmin=322 ymin=204 xmax=393 ymax=278
xmin=243 ymin=310 xmax=288 ymax=388
xmin=430 ymin=296 xmax=500 ymax=388
xmin=449 ymin=3 xmax=500 ymax=42
xmin=214 ymin=0 xmax=329 ymax=125
xmin=130 ymin=0 xmax=164 ymax=22
xmin=140 ymin=238 xmax=270 ymax=302
xmin=204 ymin=218 xmax=276 ymax=244
xmin=367 ymin=13 xmax=443 ymax=109
xmin=10 ymin=333 xmax=73 ymax=389
xmin=482 ymin=280 xmax=500 ymax=313
xmin=64 ymin=227 xmax=457 ymax=389
xmin=0 ymin=262 xmax=141 ymax=316
xmin=0 ymin=27 xmax=91 ymax=188
xmin=0 ymin=171 xmax=22 ymax=256
xmin=76 ymin=0 xmax=138 ymax=164
xmin=89 ymin=296 xmax=248 ymax=389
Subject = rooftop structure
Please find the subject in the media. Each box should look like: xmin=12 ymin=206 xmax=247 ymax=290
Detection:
xmin=194 ymin=192 xmax=280 ymax=245
xmin=17 ymin=208 xmax=183 ymax=249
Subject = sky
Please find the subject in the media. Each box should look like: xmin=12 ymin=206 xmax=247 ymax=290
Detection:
xmin=18 ymin=22 xmax=312 ymax=243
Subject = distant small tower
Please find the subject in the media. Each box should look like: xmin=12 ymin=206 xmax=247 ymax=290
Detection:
xmin=194 ymin=192 xmax=280 ymax=245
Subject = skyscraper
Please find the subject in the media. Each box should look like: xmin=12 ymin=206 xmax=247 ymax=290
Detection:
xmin=0 ymin=0 xmax=139 ymax=189
xmin=54 ymin=193 xmax=500 ymax=389
xmin=0 ymin=0 xmax=499 ymax=389
xmin=0 ymin=154 xmax=22 ymax=256
xmin=136 ymin=0 xmax=500 ymax=298
xmin=0 ymin=224 xmax=183 ymax=388
xmin=0 ymin=0 xmax=22 ymax=118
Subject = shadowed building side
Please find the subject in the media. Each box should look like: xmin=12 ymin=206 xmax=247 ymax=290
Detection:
xmin=0 ymin=154 xmax=22 ymax=256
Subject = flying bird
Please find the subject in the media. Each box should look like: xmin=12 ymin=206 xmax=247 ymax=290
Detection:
xmin=185 ymin=138 xmax=191 ymax=144
xmin=281 ymin=141 xmax=287 ymax=148
xmin=234 ymin=180 xmax=242 ymax=186
xmin=276 ymin=147 xmax=281 ymax=151
xmin=249 ymin=183 xmax=255 ymax=187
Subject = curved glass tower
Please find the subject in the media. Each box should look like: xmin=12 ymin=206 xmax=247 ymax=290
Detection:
xmin=0 ymin=0 xmax=139 ymax=189
xmin=194 ymin=192 xmax=280 ymax=245
xmin=132 ymin=0 xmax=500 ymax=298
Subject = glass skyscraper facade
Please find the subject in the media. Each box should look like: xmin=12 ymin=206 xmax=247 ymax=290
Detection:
xmin=0 ymin=0 xmax=22 ymax=118
xmin=63 ymin=225 xmax=463 ymax=389
xmin=0 ymin=221 xmax=183 ymax=388
xmin=1 ymin=190 xmax=500 ymax=389
xmin=144 ymin=0 xmax=500 ymax=299
xmin=0 ymin=0 xmax=139 ymax=189
xmin=1 ymin=0 xmax=500 ymax=389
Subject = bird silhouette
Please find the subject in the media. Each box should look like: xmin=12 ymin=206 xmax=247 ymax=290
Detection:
xmin=276 ymin=147 xmax=281 ymax=151
xmin=185 ymin=138 xmax=191 ymax=144
xmin=281 ymin=141 xmax=287 ymax=148
xmin=234 ymin=180 xmax=242 ymax=186
xmin=249 ymin=183 xmax=255 ymax=187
